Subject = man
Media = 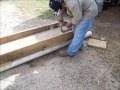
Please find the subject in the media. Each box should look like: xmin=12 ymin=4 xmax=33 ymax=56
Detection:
xmin=49 ymin=0 xmax=98 ymax=57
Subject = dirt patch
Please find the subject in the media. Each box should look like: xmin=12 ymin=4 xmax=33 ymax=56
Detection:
xmin=93 ymin=7 xmax=120 ymax=82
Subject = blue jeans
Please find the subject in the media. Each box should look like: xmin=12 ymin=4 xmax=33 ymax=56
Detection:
xmin=67 ymin=17 xmax=94 ymax=56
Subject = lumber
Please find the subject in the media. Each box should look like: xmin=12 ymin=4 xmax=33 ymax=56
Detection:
xmin=87 ymin=39 xmax=107 ymax=49
xmin=0 ymin=23 xmax=59 ymax=44
xmin=0 ymin=27 xmax=73 ymax=64
xmin=0 ymin=41 xmax=71 ymax=72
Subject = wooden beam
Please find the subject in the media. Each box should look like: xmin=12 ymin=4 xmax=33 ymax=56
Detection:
xmin=87 ymin=39 xmax=107 ymax=49
xmin=0 ymin=27 xmax=73 ymax=65
xmin=0 ymin=22 xmax=67 ymax=44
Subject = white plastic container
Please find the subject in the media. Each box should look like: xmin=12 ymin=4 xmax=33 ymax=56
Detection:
xmin=96 ymin=0 xmax=104 ymax=12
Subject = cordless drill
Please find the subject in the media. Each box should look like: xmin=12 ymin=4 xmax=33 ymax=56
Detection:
xmin=59 ymin=19 xmax=64 ymax=31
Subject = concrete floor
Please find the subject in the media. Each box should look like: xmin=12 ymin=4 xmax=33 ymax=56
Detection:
xmin=0 ymin=0 xmax=120 ymax=90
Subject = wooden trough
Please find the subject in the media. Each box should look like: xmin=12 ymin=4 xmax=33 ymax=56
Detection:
xmin=0 ymin=21 xmax=92 ymax=72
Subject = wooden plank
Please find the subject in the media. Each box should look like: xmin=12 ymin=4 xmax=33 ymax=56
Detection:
xmin=0 ymin=27 xmax=73 ymax=64
xmin=0 ymin=21 xmax=67 ymax=44
xmin=87 ymin=39 xmax=107 ymax=49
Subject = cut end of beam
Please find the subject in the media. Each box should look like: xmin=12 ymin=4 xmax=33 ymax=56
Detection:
xmin=87 ymin=39 xmax=107 ymax=49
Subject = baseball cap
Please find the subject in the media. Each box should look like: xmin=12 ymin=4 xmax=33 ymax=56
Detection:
xmin=49 ymin=0 xmax=63 ymax=12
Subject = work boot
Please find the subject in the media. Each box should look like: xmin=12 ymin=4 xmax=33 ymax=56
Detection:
xmin=59 ymin=50 xmax=69 ymax=57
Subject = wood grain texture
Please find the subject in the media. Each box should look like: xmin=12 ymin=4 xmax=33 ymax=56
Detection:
xmin=88 ymin=39 xmax=107 ymax=49
xmin=0 ymin=23 xmax=59 ymax=44
xmin=0 ymin=27 xmax=73 ymax=64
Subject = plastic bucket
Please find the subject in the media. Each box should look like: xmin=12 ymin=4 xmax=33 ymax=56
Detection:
xmin=96 ymin=0 xmax=104 ymax=12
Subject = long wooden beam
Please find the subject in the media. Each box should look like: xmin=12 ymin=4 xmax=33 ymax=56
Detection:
xmin=0 ymin=22 xmax=67 ymax=44
xmin=0 ymin=27 xmax=73 ymax=65
xmin=0 ymin=41 xmax=71 ymax=72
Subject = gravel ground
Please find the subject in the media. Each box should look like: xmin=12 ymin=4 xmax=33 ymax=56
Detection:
xmin=0 ymin=0 xmax=120 ymax=90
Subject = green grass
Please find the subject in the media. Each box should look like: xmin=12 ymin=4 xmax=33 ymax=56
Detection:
xmin=37 ymin=9 xmax=54 ymax=19
xmin=35 ymin=0 xmax=54 ymax=19
xmin=20 ymin=0 xmax=54 ymax=19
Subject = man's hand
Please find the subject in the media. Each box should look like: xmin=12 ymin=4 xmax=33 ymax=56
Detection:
xmin=61 ymin=26 xmax=72 ymax=33
xmin=66 ymin=22 xmax=73 ymax=28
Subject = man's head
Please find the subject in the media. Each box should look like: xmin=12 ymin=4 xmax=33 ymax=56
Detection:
xmin=49 ymin=0 xmax=64 ymax=16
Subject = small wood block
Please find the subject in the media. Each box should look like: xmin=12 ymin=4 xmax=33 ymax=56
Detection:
xmin=88 ymin=39 xmax=107 ymax=49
